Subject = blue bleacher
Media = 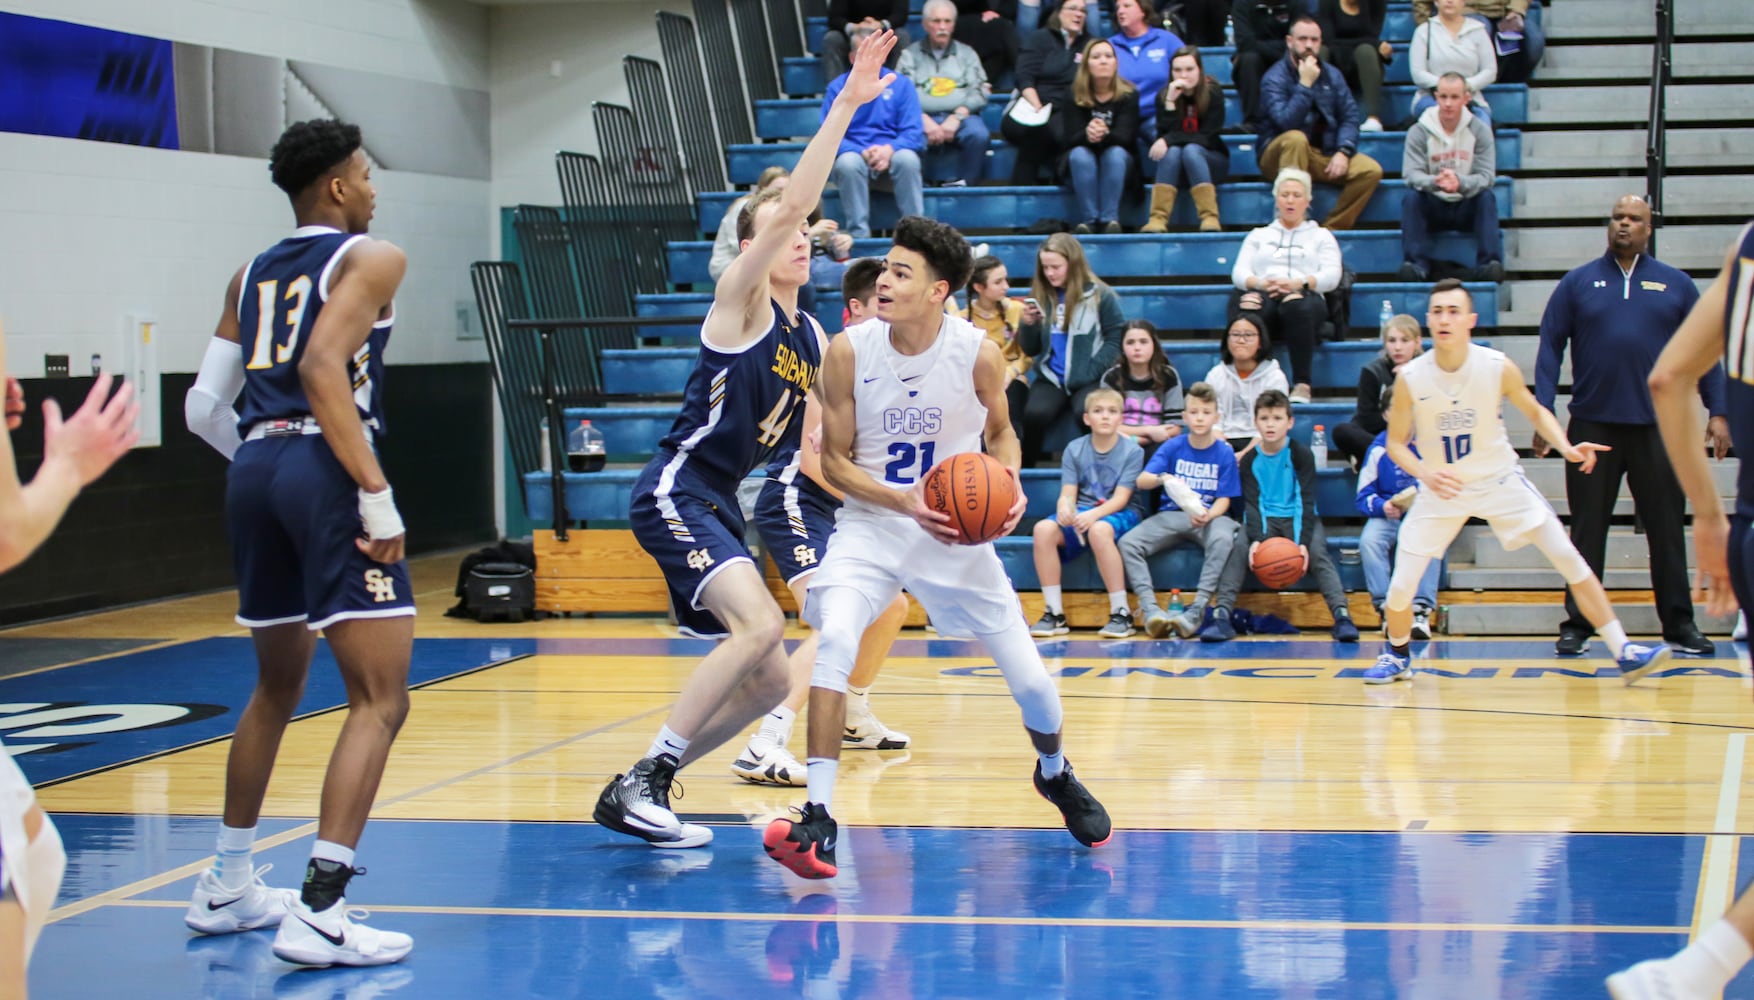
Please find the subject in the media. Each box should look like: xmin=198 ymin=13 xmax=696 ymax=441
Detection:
xmin=725 ymin=130 xmax=1520 ymax=186
xmin=695 ymin=177 xmax=1511 ymax=237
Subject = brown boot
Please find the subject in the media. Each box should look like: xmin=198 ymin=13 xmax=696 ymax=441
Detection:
xmin=1191 ymin=183 xmax=1221 ymax=232
xmin=1140 ymin=184 xmax=1177 ymax=234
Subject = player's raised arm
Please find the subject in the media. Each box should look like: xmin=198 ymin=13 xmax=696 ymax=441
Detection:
xmin=707 ymin=29 xmax=898 ymax=350
xmin=185 ymin=266 xmax=247 ymax=460
xmin=1501 ymin=355 xmax=1608 ymax=474
xmin=973 ymin=337 xmax=1029 ymax=533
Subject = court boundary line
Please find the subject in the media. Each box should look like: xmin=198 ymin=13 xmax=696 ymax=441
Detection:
xmin=1694 ymin=732 xmax=1746 ymax=937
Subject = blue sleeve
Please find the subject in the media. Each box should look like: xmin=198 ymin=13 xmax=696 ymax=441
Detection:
xmin=1355 ymin=446 xmax=1387 ymax=516
xmin=1262 ymin=63 xmax=1312 ymax=134
xmin=894 ymin=82 xmax=925 ymax=152
xmin=1143 ymin=437 xmax=1176 ymax=476
xmin=1216 ymin=447 xmax=1242 ymax=499
xmin=1534 ymin=272 xmax=1574 ymax=410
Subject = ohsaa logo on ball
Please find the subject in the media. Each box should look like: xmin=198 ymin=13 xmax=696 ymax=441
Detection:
xmin=958 ymin=461 xmax=981 ymax=510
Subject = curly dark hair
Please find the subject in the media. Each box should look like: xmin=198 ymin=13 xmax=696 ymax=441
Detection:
xmin=892 ymin=215 xmax=972 ymax=291
xmin=269 ymin=119 xmax=362 ymax=197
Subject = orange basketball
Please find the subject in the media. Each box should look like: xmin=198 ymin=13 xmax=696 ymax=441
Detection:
xmin=1252 ymin=536 xmax=1306 ymax=590
xmin=922 ymin=452 xmax=1018 ymax=545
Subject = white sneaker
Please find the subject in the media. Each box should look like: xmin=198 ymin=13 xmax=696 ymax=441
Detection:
xmin=1606 ymin=958 xmax=1695 ymax=999
xmin=844 ymin=710 xmax=911 ymax=750
xmin=731 ymin=741 xmax=808 ymax=786
xmin=1410 ymin=609 xmax=1432 ymax=641
xmin=273 ymin=964 xmax=415 ymax=998
xmin=271 ymin=897 xmax=413 ymax=967
xmin=185 ymin=865 xmax=300 ymax=935
xmin=1360 ymin=116 xmax=1385 ymax=132
xmin=1735 ymin=611 xmax=1747 ymax=641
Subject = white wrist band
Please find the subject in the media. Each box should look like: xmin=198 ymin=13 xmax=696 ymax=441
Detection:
xmin=359 ymin=487 xmax=405 ymax=541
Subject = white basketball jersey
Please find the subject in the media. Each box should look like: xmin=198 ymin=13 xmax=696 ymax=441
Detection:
xmin=842 ymin=314 xmax=989 ymax=516
xmin=1400 ymin=343 xmax=1520 ymax=484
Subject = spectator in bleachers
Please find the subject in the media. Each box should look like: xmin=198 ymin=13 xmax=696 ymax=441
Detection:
xmin=1142 ymin=45 xmax=1227 ymax=233
xmin=1229 ymin=167 xmax=1341 ymax=403
xmin=1315 ymin=0 xmax=1391 ymax=133
xmin=1058 ymin=39 xmax=1139 ymax=233
xmin=1355 ymin=382 xmax=1441 ymax=637
xmin=899 ymin=1 xmax=993 ymax=188
xmin=1257 ymin=16 xmax=1383 ymax=231
xmin=822 ymin=0 xmax=912 ymax=84
xmin=1413 ymin=0 xmax=1543 ymax=85
xmin=823 ymin=27 xmax=927 ymax=238
xmin=1207 ymin=313 xmax=1288 ymax=454
xmin=1108 ymin=0 xmax=1182 ymax=147
xmin=1004 ymin=0 xmax=1093 ymax=184
xmin=1017 ymin=232 xmax=1128 ymax=464
xmin=1179 ymin=0 xmax=1232 ymax=46
xmin=1331 ymin=313 xmax=1422 ymax=469
xmin=951 ymin=1 xmax=1023 ymax=87
xmin=1399 ymin=72 xmax=1502 ymax=282
xmin=1102 ymin=319 xmax=1184 ymax=457
xmin=1409 ymin=0 xmax=1496 ymax=123
xmin=962 ymin=253 xmax=1032 ymax=438
xmin=710 ymin=167 xmax=789 ymax=282
xmin=1231 ymin=0 xmax=1297 ymax=124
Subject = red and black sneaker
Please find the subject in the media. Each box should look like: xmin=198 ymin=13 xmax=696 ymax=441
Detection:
xmin=763 ymin=802 xmax=839 ymax=879
xmin=1034 ymin=760 xmax=1113 ymax=848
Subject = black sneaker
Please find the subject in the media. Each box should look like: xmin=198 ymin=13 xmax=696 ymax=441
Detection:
xmin=1555 ymin=630 xmax=1591 ymax=656
xmin=1033 ymin=760 xmax=1113 ymax=848
xmin=593 ymin=754 xmax=713 ymax=848
xmin=763 ymin=802 xmax=839 ymax=879
xmin=1031 ymin=611 xmax=1070 ymax=638
xmin=1474 ymin=260 xmax=1505 ymax=282
xmin=1397 ymin=260 xmax=1429 ymax=282
xmin=1097 ymin=612 xmax=1135 ymax=638
xmin=1665 ymin=624 xmax=1717 ymax=656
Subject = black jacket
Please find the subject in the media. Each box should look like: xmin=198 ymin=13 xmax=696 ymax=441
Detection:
xmin=1058 ymin=93 xmax=1141 ymax=155
xmin=1155 ymin=84 xmax=1228 ymax=154
xmin=1232 ymin=0 xmax=1296 ymax=62
xmin=828 ymin=0 xmax=911 ymax=34
xmin=1349 ymin=351 xmax=1397 ymax=434
xmin=1016 ymin=27 xmax=1092 ymax=106
xmin=1315 ymin=0 xmax=1386 ymax=44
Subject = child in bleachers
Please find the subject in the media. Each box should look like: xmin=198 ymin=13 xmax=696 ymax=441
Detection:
xmin=1207 ymin=313 xmax=1288 ymax=456
xmin=964 ymin=254 xmax=1031 ymax=441
xmin=1030 ymin=388 xmax=1146 ymax=639
xmin=1355 ymin=383 xmax=1441 ymax=639
xmin=1333 ymin=313 xmax=1423 ymax=469
xmin=1101 ymin=319 xmax=1182 ymax=459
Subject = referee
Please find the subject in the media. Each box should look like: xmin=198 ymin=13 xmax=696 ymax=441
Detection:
xmin=1534 ymin=195 xmax=1731 ymax=656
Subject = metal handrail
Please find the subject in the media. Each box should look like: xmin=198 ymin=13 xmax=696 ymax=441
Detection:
xmin=1646 ymin=0 xmax=1674 ymax=255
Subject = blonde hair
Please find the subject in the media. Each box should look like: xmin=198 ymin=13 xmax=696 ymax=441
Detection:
xmin=1272 ymin=167 xmax=1313 ymax=199
xmin=1382 ymin=313 xmax=1423 ymax=347
xmin=1085 ymin=386 xmax=1125 ymax=411
xmin=1073 ymin=39 xmax=1137 ymax=108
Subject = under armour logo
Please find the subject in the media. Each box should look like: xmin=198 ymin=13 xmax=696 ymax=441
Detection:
xmin=1593 ymin=280 xmax=1608 ymax=288
xmin=793 ymin=545 xmax=818 ymax=567
xmin=364 ymin=569 xmax=397 ymax=603
xmin=686 ymin=548 xmax=715 ymax=572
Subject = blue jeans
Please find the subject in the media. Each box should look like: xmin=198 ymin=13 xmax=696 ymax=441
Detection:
xmin=926 ymin=112 xmax=990 ymax=184
xmin=1017 ymin=1 xmax=1040 ymax=35
xmin=1409 ymin=94 xmax=1493 ymax=124
xmin=832 ymin=148 xmax=925 ymax=237
xmin=810 ymin=255 xmax=847 ymax=291
xmin=1361 ymin=516 xmax=1441 ymax=610
xmin=1067 ymin=144 xmax=1131 ymax=225
xmin=1402 ymin=188 xmax=1501 ymax=268
xmin=1153 ymin=143 xmax=1227 ymax=188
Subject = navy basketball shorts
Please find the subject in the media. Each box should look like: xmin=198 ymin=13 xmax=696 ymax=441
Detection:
xmin=754 ymin=477 xmax=841 ymax=587
xmin=1730 ymin=515 xmax=1754 ymax=616
xmin=226 ymin=434 xmax=415 ymax=631
xmin=629 ymin=460 xmax=755 ymax=639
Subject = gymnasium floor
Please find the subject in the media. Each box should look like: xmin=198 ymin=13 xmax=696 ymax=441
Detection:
xmin=12 ymin=555 xmax=1754 ymax=998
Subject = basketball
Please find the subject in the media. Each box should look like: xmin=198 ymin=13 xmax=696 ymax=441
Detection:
xmin=1252 ymin=536 xmax=1306 ymax=590
xmin=923 ymin=452 xmax=1017 ymax=545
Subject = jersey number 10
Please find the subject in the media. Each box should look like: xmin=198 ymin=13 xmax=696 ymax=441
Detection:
xmin=1442 ymin=433 xmax=1473 ymax=463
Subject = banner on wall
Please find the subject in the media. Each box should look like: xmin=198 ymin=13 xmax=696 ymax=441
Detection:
xmin=0 ymin=12 xmax=179 ymax=149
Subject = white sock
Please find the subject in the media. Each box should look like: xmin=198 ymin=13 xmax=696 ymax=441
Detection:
xmin=1108 ymin=592 xmax=1129 ymax=615
xmin=754 ymin=706 xmax=796 ymax=752
xmin=215 ymin=824 xmax=255 ymax=891
xmin=1042 ymin=585 xmax=1063 ymax=615
xmin=648 ymin=725 xmax=690 ymax=762
xmin=1668 ymin=918 xmax=1754 ymax=991
xmin=1038 ymin=747 xmax=1066 ymax=779
xmin=806 ymin=757 xmax=839 ymax=809
xmin=310 ymin=839 xmax=355 ymax=868
xmin=1599 ymin=620 xmax=1629 ymax=659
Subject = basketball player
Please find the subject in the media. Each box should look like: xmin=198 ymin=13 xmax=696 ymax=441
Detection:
xmin=594 ymin=31 xmax=901 ymax=844
xmin=1605 ymin=225 xmax=1754 ymax=998
xmin=180 ymin=119 xmax=415 ymax=966
xmin=0 ymin=352 xmax=137 ymax=997
xmin=1363 ymin=279 xmax=1672 ymax=684
xmin=762 ymin=215 xmax=1112 ymax=880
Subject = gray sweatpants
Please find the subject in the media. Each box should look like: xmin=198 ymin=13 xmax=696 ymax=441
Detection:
xmin=1118 ymin=508 xmax=1240 ymax=609
xmin=1220 ymin=517 xmax=1348 ymax=615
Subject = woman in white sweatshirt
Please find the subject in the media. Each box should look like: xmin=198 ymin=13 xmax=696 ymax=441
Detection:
xmin=1409 ymin=0 xmax=1496 ymax=121
xmin=1228 ymin=168 xmax=1342 ymax=403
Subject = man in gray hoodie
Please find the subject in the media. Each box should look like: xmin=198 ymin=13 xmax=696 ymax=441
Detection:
xmin=1399 ymin=72 xmax=1503 ymax=283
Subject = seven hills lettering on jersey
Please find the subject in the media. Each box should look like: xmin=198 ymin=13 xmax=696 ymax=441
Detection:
xmin=770 ymin=342 xmax=817 ymax=394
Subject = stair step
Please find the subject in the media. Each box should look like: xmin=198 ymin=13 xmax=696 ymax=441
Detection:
xmin=1515 ymin=176 xmax=1754 ymax=222
xmin=1440 ymin=601 xmax=1737 ymax=636
xmin=1536 ymin=42 xmax=1754 ymax=80
xmin=1509 ymin=224 xmax=1740 ymax=271
xmin=1464 ymin=527 xmax=1696 ymax=569
xmin=1528 ymin=84 xmax=1754 ymax=125
xmin=1445 ymin=564 xmax=1661 ymax=588
xmin=1546 ymin=0 xmax=1751 ymax=39
xmin=1518 ymin=128 xmax=1754 ymax=171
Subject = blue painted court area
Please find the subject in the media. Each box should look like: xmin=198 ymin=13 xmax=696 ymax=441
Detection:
xmin=36 ymin=815 xmax=1747 ymax=998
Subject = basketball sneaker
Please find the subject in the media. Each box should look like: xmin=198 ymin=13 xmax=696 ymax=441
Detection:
xmin=1331 ymin=614 xmax=1360 ymax=643
xmin=844 ymin=709 xmax=910 ymax=750
xmin=593 ymin=753 xmax=714 ymax=848
xmin=1363 ymin=648 xmax=1412 ymax=684
xmin=1142 ymin=606 xmax=1172 ymax=639
xmin=1617 ymin=642 xmax=1673 ymax=686
xmin=270 ymin=897 xmax=413 ymax=968
xmin=1097 ymin=612 xmax=1134 ymax=639
xmin=185 ymin=864 xmax=300 ymax=935
xmin=763 ymin=802 xmax=839 ymax=879
xmin=731 ymin=742 xmax=807 ymax=786
xmin=1033 ymin=760 xmax=1112 ymax=848
xmin=1030 ymin=611 xmax=1069 ymax=637
xmin=1410 ymin=608 xmax=1432 ymax=641
xmin=1606 ymin=958 xmax=1695 ymax=999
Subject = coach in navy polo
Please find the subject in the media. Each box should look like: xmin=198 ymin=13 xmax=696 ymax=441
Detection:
xmin=1534 ymin=195 xmax=1732 ymax=657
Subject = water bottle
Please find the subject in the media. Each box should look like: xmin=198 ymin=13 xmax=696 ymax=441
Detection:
xmin=1311 ymin=425 xmax=1329 ymax=467
xmin=1169 ymin=589 xmax=1184 ymax=615
xmin=538 ymin=416 xmax=551 ymax=473
xmin=567 ymin=419 xmax=607 ymax=473
xmin=1224 ymin=15 xmax=1235 ymax=47
xmin=1380 ymin=298 xmax=1394 ymax=338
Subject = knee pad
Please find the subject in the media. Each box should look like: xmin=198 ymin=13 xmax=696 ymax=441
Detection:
xmin=809 ymin=587 xmax=877 ymax=693
xmin=1385 ymin=553 xmax=1433 ymax=611
xmin=1530 ymin=518 xmax=1592 ymax=584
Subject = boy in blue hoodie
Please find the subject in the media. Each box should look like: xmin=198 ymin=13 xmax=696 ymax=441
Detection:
xmin=1355 ymin=383 xmax=1442 ymax=638
xmin=822 ymin=26 xmax=927 ymax=237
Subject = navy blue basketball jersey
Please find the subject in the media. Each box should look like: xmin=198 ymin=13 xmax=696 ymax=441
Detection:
xmin=1722 ymin=221 xmax=1754 ymax=517
xmin=657 ymin=301 xmax=822 ymax=487
xmin=235 ymin=226 xmax=393 ymax=436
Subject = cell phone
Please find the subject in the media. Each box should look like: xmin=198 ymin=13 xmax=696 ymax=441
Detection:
xmin=1024 ymin=297 xmax=1041 ymax=312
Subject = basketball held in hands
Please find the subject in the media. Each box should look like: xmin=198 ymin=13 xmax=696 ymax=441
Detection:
xmin=923 ymin=452 xmax=1018 ymax=545
xmin=1252 ymin=536 xmax=1306 ymax=590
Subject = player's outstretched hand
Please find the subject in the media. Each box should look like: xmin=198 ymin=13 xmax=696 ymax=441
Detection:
xmin=1567 ymin=441 xmax=1611 ymax=475
xmin=837 ymin=29 xmax=898 ymax=107
xmin=4 ymin=377 xmax=23 ymax=431
xmin=906 ymin=482 xmax=960 ymax=544
xmin=1421 ymin=468 xmax=1463 ymax=500
xmin=1693 ymin=511 xmax=1737 ymax=617
xmin=42 ymin=373 xmax=138 ymax=487
xmin=997 ymin=467 xmax=1029 ymax=539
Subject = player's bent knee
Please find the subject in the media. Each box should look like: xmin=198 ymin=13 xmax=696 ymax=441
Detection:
xmin=1384 ymin=559 xmax=1429 ymax=611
